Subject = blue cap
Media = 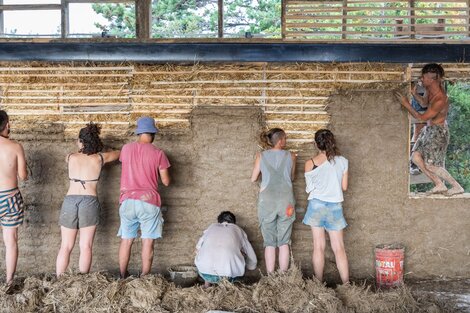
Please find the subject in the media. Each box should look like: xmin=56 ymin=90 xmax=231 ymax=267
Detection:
xmin=136 ymin=117 xmax=158 ymax=135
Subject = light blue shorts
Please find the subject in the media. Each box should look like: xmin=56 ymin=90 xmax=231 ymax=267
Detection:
xmin=117 ymin=199 xmax=163 ymax=239
xmin=302 ymin=198 xmax=347 ymax=231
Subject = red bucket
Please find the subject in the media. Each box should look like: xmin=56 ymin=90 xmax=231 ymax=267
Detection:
xmin=375 ymin=244 xmax=405 ymax=288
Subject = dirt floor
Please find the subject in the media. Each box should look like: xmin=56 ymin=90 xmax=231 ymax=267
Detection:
xmin=0 ymin=266 xmax=467 ymax=313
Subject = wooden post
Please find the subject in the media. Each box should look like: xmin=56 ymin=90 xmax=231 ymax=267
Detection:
xmin=218 ymin=0 xmax=223 ymax=38
xmin=0 ymin=0 xmax=3 ymax=37
xmin=135 ymin=0 xmax=151 ymax=40
xmin=467 ymin=0 xmax=470 ymax=37
xmin=342 ymin=0 xmax=347 ymax=39
xmin=61 ymin=0 xmax=69 ymax=38
xmin=281 ymin=0 xmax=286 ymax=39
xmin=410 ymin=0 xmax=415 ymax=39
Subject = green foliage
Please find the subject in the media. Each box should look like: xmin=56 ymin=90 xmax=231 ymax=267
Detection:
xmin=92 ymin=3 xmax=136 ymax=38
xmin=446 ymin=83 xmax=470 ymax=192
xmin=92 ymin=0 xmax=281 ymax=38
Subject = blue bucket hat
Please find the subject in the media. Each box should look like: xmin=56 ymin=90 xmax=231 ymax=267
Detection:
xmin=136 ymin=117 xmax=158 ymax=135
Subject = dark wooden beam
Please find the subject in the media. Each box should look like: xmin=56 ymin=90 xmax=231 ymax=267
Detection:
xmin=61 ymin=0 xmax=69 ymax=39
xmin=218 ymin=0 xmax=223 ymax=38
xmin=135 ymin=0 xmax=151 ymax=39
xmin=0 ymin=42 xmax=468 ymax=63
xmin=0 ymin=0 xmax=3 ymax=37
xmin=281 ymin=0 xmax=286 ymax=39
xmin=410 ymin=0 xmax=415 ymax=39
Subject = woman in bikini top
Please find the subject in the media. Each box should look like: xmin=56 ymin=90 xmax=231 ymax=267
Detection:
xmin=66 ymin=124 xmax=120 ymax=196
xmin=56 ymin=122 xmax=120 ymax=277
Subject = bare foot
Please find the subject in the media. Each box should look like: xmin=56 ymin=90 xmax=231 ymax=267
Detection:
xmin=446 ymin=186 xmax=464 ymax=196
xmin=426 ymin=185 xmax=447 ymax=195
xmin=202 ymin=282 xmax=211 ymax=289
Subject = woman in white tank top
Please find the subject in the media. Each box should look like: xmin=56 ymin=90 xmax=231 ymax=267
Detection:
xmin=303 ymin=129 xmax=349 ymax=284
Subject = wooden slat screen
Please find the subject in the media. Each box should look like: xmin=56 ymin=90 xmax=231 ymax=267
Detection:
xmin=285 ymin=0 xmax=470 ymax=40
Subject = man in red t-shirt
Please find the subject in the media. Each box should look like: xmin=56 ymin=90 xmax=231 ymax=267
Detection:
xmin=118 ymin=117 xmax=171 ymax=278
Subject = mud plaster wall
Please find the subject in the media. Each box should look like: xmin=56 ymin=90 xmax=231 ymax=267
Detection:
xmin=2 ymin=92 xmax=469 ymax=281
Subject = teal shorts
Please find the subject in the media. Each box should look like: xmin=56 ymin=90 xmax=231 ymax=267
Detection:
xmin=198 ymin=271 xmax=238 ymax=284
xmin=117 ymin=199 xmax=163 ymax=239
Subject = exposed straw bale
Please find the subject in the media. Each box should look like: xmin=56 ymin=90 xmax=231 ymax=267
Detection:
xmin=0 ymin=266 xmax=454 ymax=313
xmin=252 ymin=265 xmax=342 ymax=313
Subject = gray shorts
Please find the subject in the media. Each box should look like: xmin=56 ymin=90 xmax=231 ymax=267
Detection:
xmin=59 ymin=195 xmax=100 ymax=229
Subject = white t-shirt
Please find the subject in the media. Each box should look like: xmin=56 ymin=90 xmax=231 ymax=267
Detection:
xmin=195 ymin=222 xmax=257 ymax=277
xmin=304 ymin=155 xmax=348 ymax=203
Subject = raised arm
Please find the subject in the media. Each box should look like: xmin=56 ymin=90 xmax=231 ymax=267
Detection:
xmin=290 ymin=152 xmax=297 ymax=181
xmin=16 ymin=143 xmax=28 ymax=181
xmin=395 ymin=91 xmax=445 ymax=122
xmin=102 ymin=150 xmax=121 ymax=164
xmin=250 ymin=152 xmax=261 ymax=183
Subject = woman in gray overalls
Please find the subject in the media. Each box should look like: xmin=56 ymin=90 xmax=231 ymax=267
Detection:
xmin=251 ymin=128 xmax=296 ymax=273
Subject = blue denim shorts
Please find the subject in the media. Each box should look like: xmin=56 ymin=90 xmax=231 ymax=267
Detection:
xmin=302 ymin=198 xmax=347 ymax=231
xmin=117 ymin=199 xmax=163 ymax=239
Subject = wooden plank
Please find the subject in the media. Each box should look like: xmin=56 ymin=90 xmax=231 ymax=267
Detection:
xmin=132 ymin=95 xmax=329 ymax=100
xmin=151 ymin=79 xmax=401 ymax=85
xmin=0 ymin=4 xmax=62 ymax=10
xmin=66 ymin=0 xmax=132 ymax=2
xmin=265 ymin=110 xmax=328 ymax=114
xmin=0 ymin=73 xmax=132 ymax=77
xmin=0 ymin=66 xmax=133 ymax=71
xmin=267 ymin=120 xmax=329 ymax=124
xmin=286 ymin=14 xmax=468 ymax=19
xmin=286 ymin=30 xmax=468 ymax=35
xmin=135 ymin=69 xmax=403 ymax=74
xmin=4 ymin=95 xmax=129 ymax=100
xmin=0 ymin=82 xmax=128 ymax=87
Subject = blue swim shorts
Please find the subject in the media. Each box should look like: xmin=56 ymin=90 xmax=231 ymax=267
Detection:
xmin=117 ymin=199 xmax=164 ymax=239
xmin=302 ymin=198 xmax=347 ymax=231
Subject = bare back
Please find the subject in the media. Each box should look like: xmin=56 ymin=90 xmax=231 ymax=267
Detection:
xmin=0 ymin=137 xmax=27 ymax=190
xmin=66 ymin=153 xmax=103 ymax=196
xmin=427 ymin=88 xmax=448 ymax=126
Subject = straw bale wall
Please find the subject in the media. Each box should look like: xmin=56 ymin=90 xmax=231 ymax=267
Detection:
xmin=0 ymin=62 xmax=469 ymax=281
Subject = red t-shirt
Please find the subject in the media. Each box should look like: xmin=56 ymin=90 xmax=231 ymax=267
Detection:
xmin=119 ymin=142 xmax=170 ymax=207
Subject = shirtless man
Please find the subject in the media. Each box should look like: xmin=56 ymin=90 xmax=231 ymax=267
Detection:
xmin=395 ymin=63 xmax=464 ymax=196
xmin=0 ymin=110 xmax=27 ymax=284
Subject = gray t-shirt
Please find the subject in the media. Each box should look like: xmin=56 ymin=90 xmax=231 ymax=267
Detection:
xmin=195 ymin=223 xmax=257 ymax=277
xmin=305 ymin=156 xmax=348 ymax=203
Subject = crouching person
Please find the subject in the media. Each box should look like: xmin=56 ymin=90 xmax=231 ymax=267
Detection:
xmin=195 ymin=211 xmax=257 ymax=288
